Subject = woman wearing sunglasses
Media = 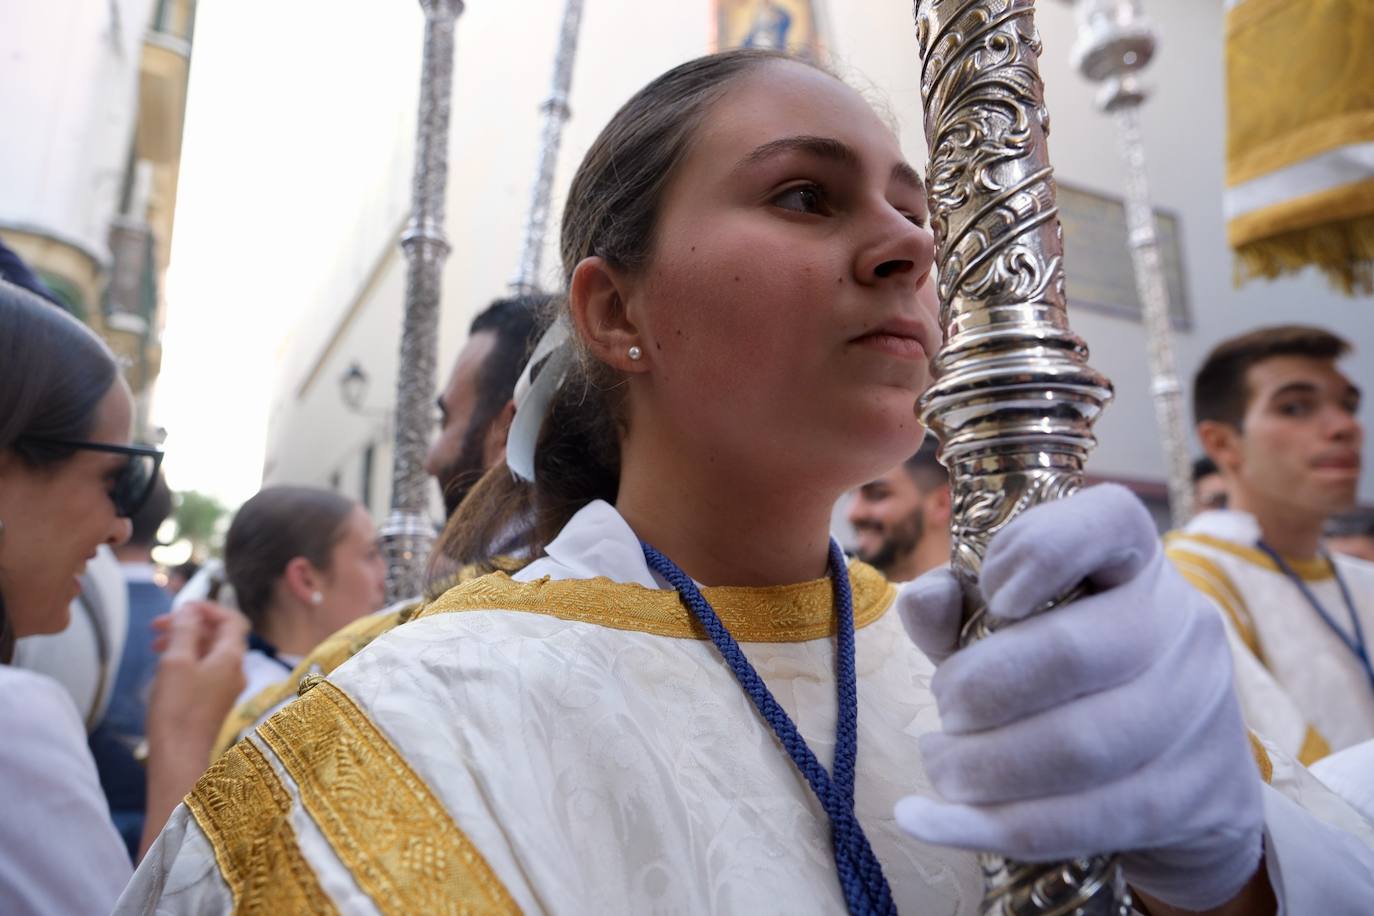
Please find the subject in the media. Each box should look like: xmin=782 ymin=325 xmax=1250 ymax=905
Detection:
xmin=0 ymin=280 xmax=248 ymax=915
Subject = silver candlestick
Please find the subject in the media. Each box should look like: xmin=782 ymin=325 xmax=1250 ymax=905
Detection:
xmin=510 ymin=0 xmax=586 ymax=294
xmin=913 ymin=1 xmax=1128 ymax=913
xmin=380 ymin=0 xmax=465 ymax=604
xmin=1071 ymin=0 xmax=1193 ymax=524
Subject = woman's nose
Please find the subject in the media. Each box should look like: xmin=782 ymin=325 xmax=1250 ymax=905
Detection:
xmin=108 ymin=517 xmax=133 ymax=548
xmin=856 ymin=213 xmax=936 ymax=287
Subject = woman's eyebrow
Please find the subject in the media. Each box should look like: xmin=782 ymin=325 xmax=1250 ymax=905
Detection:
xmin=735 ymin=134 xmax=860 ymax=172
xmin=734 ymin=134 xmax=926 ymax=195
xmin=890 ymin=161 xmax=925 ymax=195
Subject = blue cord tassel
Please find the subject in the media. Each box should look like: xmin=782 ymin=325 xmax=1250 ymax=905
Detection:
xmin=641 ymin=539 xmax=896 ymax=915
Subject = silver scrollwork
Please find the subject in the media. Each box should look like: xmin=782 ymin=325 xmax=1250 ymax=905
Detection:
xmin=1071 ymin=0 xmax=1194 ymax=525
xmin=511 ymin=0 xmax=586 ymax=294
xmin=380 ymin=0 xmax=466 ymax=604
xmin=913 ymin=1 xmax=1127 ymax=913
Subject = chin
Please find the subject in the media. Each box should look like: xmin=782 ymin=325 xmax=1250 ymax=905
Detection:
xmin=848 ymin=407 xmax=927 ymax=481
xmin=1317 ymin=487 xmax=1360 ymax=515
xmin=25 ymin=597 xmax=74 ymax=638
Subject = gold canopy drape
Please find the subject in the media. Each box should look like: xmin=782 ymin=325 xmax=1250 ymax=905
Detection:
xmin=1226 ymin=0 xmax=1374 ymax=295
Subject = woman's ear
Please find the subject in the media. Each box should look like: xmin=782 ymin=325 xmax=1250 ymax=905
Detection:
xmin=281 ymin=556 xmax=322 ymax=606
xmin=568 ymin=256 xmax=649 ymax=375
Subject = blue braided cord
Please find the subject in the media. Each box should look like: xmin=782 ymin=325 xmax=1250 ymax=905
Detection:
xmin=1257 ymin=542 xmax=1374 ymax=696
xmin=826 ymin=543 xmax=893 ymax=913
xmin=641 ymin=539 xmax=896 ymax=916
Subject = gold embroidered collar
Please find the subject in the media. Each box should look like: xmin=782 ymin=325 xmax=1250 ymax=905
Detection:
xmin=1166 ymin=532 xmax=1334 ymax=581
xmin=416 ymin=560 xmax=896 ymax=642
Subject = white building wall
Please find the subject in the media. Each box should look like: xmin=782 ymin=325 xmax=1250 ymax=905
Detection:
xmin=266 ymin=0 xmax=1374 ymax=521
xmin=0 ymin=0 xmax=155 ymax=259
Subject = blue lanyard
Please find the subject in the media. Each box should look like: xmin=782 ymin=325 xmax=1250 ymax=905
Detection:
xmin=641 ymin=539 xmax=896 ymax=916
xmin=1256 ymin=542 xmax=1374 ymax=696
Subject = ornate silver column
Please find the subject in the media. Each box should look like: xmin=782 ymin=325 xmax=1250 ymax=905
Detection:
xmin=913 ymin=1 xmax=1128 ymax=913
xmin=1071 ymin=0 xmax=1192 ymax=523
xmin=380 ymin=0 xmax=464 ymax=603
xmin=510 ymin=0 xmax=586 ymax=294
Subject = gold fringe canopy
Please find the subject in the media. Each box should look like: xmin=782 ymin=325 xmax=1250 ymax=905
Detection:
xmin=1226 ymin=0 xmax=1374 ymax=295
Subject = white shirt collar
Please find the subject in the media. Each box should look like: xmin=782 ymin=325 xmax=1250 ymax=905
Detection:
xmin=516 ymin=500 xmax=670 ymax=589
xmin=1182 ymin=508 xmax=1263 ymax=545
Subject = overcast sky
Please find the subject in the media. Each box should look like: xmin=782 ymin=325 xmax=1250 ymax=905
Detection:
xmin=153 ymin=0 xmax=419 ymax=508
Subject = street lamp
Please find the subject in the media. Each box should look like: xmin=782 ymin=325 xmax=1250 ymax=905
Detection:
xmin=340 ymin=362 xmax=369 ymax=413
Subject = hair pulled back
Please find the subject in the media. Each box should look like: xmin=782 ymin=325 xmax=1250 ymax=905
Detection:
xmin=429 ymin=50 xmax=811 ymax=591
xmin=0 ymin=280 xmax=119 ymax=661
xmin=224 ymin=486 xmax=357 ymax=630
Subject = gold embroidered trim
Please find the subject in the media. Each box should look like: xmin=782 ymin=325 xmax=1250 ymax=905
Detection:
xmin=1164 ymin=532 xmax=1333 ymax=581
xmin=415 ymin=560 xmax=896 ymax=641
xmin=1166 ymin=547 xmax=1265 ymax=663
xmin=1298 ymin=725 xmax=1332 ymax=767
xmin=185 ymin=739 xmax=337 ymax=915
xmin=213 ymin=605 xmax=418 ymax=758
xmin=1228 ymin=177 xmax=1374 ymax=246
xmin=1247 ymin=732 xmax=1274 ymax=785
xmin=212 ymin=559 xmax=517 ymax=759
xmin=257 ymin=681 xmax=520 ymax=916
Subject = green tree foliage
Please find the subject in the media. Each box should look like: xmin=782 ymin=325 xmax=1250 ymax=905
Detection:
xmin=171 ymin=489 xmax=229 ymax=559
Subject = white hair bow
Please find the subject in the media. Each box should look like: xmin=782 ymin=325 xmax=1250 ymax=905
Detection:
xmin=505 ymin=317 xmax=573 ymax=482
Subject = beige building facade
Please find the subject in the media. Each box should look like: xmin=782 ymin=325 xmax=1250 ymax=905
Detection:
xmin=0 ymin=0 xmax=195 ymax=434
xmin=263 ymin=0 xmax=1374 ymax=522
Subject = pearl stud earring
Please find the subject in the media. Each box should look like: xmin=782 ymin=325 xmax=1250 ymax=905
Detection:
xmin=311 ymin=591 xmax=324 ymax=605
xmin=628 ymin=345 xmax=643 ymax=361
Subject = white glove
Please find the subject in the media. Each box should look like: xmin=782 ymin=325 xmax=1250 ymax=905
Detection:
xmin=893 ymin=484 xmax=1264 ymax=911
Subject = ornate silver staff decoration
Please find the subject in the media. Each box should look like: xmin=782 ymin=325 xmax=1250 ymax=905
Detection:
xmin=511 ymin=0 xmax=586 ymax=294
xmin=1070 ymin=0 xmax=1192 ymax=523
xmin=913 ymin=1 xmax=1127 ymax=913
xmin=380 ymin=0 xmax=465 ymax=603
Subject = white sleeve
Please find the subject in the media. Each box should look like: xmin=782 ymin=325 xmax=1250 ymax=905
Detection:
xmin=1256 ymin=735 xmax=1374 ymax=914
xmin=1261 ymin=786 xmax=1374 ymax=914
xmin=113 ymin=804 xmax=234 ymax=915
xmin=0 ymin=668 xmax=132 ymax=916
xmin=1310 ymin=739 xmax=1374 ymax=825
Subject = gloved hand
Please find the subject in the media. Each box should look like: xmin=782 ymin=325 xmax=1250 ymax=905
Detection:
xmin=893 ymin=484 xmax=1264 ymax=911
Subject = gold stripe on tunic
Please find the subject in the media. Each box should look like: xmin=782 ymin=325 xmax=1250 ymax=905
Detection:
xmin=185 ymin=738 xmax=338 ymax=915
xmin=1298 ymin=725 xmax=1333 ymax=766
xmin=1247 ymin=732 xmax=1274 ymax=785
xmin=212 ymin=604 xmax=419 ymax=758
xmin=1164 ymin=532 xmax=1333 ymax=581
xmin=257 ymin=680 xmax=520 ymax=916
xmin=414 ymin=559 xmax=897 ymax=642
xmin=1166 ymin=547 xmax=1264 ymax=661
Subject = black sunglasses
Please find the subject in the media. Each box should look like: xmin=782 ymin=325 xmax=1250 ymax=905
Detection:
xmin=18 ymin=437 xmax=164 ymax=519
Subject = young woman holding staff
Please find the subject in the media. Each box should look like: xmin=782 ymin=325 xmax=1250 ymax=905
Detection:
xmin=122 ymin=50 xmax=1374 ymax=915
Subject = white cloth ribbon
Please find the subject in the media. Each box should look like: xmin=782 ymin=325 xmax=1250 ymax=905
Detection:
xmin=506 ymin=317 xmax=574 ymax=482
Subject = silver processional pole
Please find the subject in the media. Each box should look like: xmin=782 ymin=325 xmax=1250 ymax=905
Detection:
xmin=380 ymin=0 xmax=465 ymax=603
xmin=1070 ymin=0 xmax=1193 ymax=524
xmin=511 ymin=0 xmax=587 ymax=294
xmin=913 ymin=1 xmax=1129 ymax=913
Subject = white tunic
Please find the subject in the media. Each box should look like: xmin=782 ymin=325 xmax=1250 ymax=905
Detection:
xmin=1311 ymin=739 xmax=1374 ymax=824
xmin=0 ymin=665 xmax=132 ymax=915
xmin=236 ymin=647 xmax=302 ymax=707
xmin=119 ymin=501 xmax=1374 ymax=915
xmin=1166 ymin=510 xmax=1374 ymax=761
